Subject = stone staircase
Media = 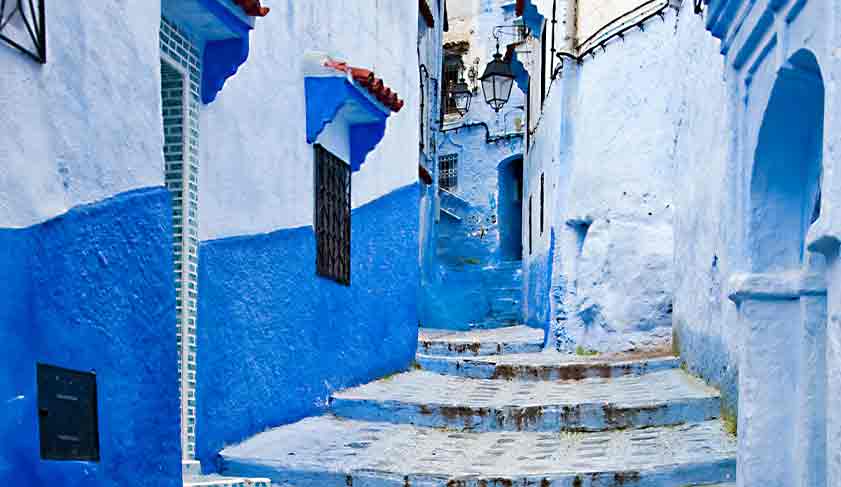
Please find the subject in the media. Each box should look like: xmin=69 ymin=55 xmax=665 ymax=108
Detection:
xmin=218 ymin=325 xmax=736 ymax=486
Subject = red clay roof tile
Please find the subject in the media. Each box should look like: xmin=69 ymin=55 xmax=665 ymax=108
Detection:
xmin=323 ymin=58 xmax=404 ymax=113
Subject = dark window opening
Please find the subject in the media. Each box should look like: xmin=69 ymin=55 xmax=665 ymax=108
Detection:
xmin=439 ymin=154 xmax=458 ymax=191
xmin=315 ymin=145 xmax=352 ymax=285
xmin=442 ymin=54 xmax=464 ymax=115
xmin=37 ymin=364 xmax=100 ymax=462
xmin=540 ymin=173 xmax=545 ymax=235
xmin=529 ymin=195 xmax=533 ymax=255
xmin=540 ymin=25 xmax=547 ymax=107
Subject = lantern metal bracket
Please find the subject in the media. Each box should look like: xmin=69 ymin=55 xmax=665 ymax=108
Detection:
xmin=0 ymin=0 xmax=46 ymax=63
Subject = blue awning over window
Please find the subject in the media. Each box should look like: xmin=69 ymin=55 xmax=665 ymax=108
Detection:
xmin=304 ymin=55 xmax=405 ymax=172
xmin=162 ymin=0 xmax=265 ymax=104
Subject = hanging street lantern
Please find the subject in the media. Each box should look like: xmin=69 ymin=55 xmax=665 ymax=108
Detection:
xmin=450 ymin=77 xmax=472 ymax=117
xmin=480 ymin=49 xmax=515 ymax=112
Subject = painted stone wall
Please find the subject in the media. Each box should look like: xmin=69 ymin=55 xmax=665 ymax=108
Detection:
xmin=191 ymin=0 xmax=430 ymax=470
xmin=0 ymin=188 xmax=181 ymax=487
xmin=669 ymin=2 xmax=739 ymax=417
xmin=0 ymin=4 xmax=181 ymax=485
xmin=195 ymin=184 xmax=420 ymax=469
xmin=199 ymin=0 xmax=420 ymax=239
xmin=0 ymin=1 xmax=164 ymax=228
xmin=534 ymin=8 xmax=678 ymax=353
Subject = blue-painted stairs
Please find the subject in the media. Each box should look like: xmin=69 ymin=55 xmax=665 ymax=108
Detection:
xmin=218 ymin=326 xmax=737 ymax=486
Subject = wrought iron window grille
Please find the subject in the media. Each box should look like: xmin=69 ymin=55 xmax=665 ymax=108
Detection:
xmin=438 ymin=154 xmax=458 ymax=191
xmin=315 ymin=144 xmax=352 ymax=286
xmin=1 ymin=0 xmax=46 ymax=63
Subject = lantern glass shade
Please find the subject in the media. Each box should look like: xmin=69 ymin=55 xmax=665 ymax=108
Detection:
xmin=451 ymin=78 xmax=472 ymax=116
xmin=480 ymin=52 xmax=515 ymax=112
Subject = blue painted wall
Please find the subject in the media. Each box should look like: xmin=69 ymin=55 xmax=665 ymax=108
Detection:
xmin=195 ymin=183 xmax=420 ymax=469
xmin=0 ymin=187 xmax=181 ymax=487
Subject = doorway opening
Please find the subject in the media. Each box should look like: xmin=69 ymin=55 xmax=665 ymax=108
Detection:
xmin=498 ymin=156 xmax=524 ymax=260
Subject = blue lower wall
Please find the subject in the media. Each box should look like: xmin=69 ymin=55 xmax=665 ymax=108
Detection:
xmin=0 ymin=187 xmax=181 ymax=487
xmin=196 ymin=183 xmax=420 ymax=469
xmin=524 ymin=228 xmax=554 ymax=335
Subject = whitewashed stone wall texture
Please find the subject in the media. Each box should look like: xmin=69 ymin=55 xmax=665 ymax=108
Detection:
xmin=0 ymin=1 xmax=164 ymax=228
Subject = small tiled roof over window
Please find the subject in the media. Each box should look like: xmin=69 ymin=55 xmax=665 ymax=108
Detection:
xmin=233 ymin=0 xmax=270 ymax=16
xmin=322 ymin=58 xmax=405 ymax=113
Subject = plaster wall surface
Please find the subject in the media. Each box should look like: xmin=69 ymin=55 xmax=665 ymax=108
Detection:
xmin=199 ymin=0 xmax=420 ymax=240
xmin=0 ymin=2 xmax=164 ymax=228
xmin=534 ymin=9 xmax=679 ymax=353
xmin=0 ymin=188 xmax=181 ymax=487
xmin=522 ymin=75 xmax=565 ymax=336
xmin=668 ymin=2 xmax=739 ymax=414
xmin=195 ymin=183 xmax=420 ymax=469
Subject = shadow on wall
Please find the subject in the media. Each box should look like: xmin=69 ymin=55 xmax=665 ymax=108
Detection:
xmin=195 ymin=183 xmax=420 ymax=471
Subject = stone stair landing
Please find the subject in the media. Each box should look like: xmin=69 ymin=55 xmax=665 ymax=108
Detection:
xmin=221 ymin=416 xmax=736 ymax=486
xmin=219 ymin=326 xmax=737 ymax=486
xmin=416 ymin=349 xmax=680 ymax=380
xmin=331 ymin=369 xmax=721 ymax=432
xmin=418 ymin=325 xmax=543 ymax=356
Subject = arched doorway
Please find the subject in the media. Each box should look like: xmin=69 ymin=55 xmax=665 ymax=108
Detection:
xmin=498 ymin=156 xmax=524 ymax=261
xmin=739 ymin=48 xmax=826 ymax=487
xmin=749 ymin=49 xmax=824 ymax=273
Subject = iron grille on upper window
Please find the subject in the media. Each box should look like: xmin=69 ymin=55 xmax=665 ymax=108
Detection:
xmin=438 ymin=154 xmax=458 ymax=191
xmin=315 ymin=145 xmax=352 ymax=285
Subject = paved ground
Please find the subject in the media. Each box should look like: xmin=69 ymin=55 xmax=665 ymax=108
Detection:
xmin=219 ymin=326 xmax=737 ymax=486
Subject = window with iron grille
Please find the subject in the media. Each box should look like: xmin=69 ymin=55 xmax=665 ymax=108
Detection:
xmin=439 ymin=154 xmax=458 ymax=191
xmin=315 ymin=145 xmax=352 ymax=285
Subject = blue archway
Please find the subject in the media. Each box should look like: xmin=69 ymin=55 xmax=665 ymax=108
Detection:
xmin=749 ymin=49 xmax=824 ymax=272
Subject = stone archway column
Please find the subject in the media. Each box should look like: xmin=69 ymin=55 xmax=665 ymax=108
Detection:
xmin=807 ymin=234 xmax=841 ymax=486
xmin=728 ymin=272 xmax=825 ymax=487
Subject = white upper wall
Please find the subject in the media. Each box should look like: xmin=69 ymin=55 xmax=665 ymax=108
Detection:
xmin=0 ymin=2 xmax=164 ymax=228
xmin=199 ymin=0 xmax=420 ymax=240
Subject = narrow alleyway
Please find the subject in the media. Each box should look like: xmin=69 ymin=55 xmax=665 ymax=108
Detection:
xmin=217 ymin=325 xmax=736 ymax=486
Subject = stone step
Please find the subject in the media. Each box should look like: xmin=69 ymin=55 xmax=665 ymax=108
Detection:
xmin=183 ymin=474 xmax=271 ymax=487
xmin=416 ymin=350 xmax=680 ymax=381
xmin=219 ymin=416 xmax=736 ymax=486
xmin=418 ymin=326 xmax=543 ymax=357
xmin=331 ymin=369 xmax=720 ymax=432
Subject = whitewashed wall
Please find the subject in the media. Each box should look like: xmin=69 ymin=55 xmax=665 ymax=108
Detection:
xmin=0 ymin=2 xmax=164 ymax=228
xmin=199 ymin=0 xmax=420 ymax=240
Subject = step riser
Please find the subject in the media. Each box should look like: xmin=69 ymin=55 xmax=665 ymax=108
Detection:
xmin=418 ymin=340 xmax=543 ymax=357
xmin=331 ymin=397 xmax=721 ymax=433
xmin=221 ymin=458 xmax=736 ymax=487
xmin=415 ymin=356 xmax=680 ymax=381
